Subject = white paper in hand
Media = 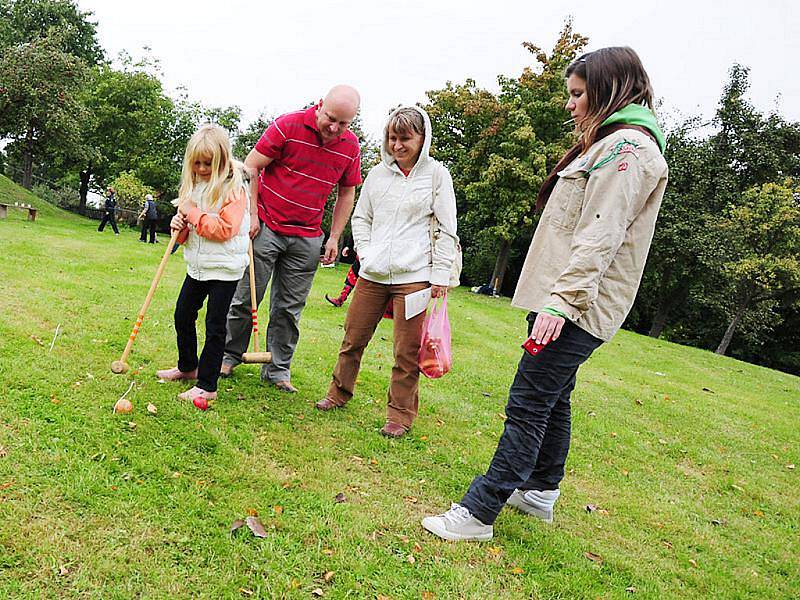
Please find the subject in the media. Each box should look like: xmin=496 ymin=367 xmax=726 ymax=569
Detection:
xmin=404 ymin=287 xmax=432 ymax=320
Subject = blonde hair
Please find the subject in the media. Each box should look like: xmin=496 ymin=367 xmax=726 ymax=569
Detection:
xmin=384 ymin=107 xmax=425 ymax=151
xmin=179 ymin=124 xmax=243 ymax=208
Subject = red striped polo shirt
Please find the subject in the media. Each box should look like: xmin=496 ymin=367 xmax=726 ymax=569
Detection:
xmin=254 ymin=105 xmax=362 ymax=237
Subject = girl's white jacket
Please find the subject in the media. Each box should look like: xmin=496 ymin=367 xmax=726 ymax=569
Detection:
xmin=181 ymin=181 xmax=250 ymax=282
xmin=352 ymin=106 xmax=458 ymax=287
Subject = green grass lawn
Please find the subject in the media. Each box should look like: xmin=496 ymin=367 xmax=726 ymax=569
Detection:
xmin=1 ymin=174 xmax=798 ymax=599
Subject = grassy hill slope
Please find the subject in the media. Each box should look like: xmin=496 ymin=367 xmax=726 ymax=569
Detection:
xmin=0 ymin=179 xmax=798 ymax=598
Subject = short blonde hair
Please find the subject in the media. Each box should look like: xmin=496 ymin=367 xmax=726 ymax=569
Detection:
xmin=385 ymin=107 xmax=425 ymax=139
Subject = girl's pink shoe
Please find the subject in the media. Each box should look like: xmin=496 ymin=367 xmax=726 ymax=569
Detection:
xmin=156 ymin=367 xmax=198 ymax=381
xmin=177 ymin=386 xmax=217 ymax=402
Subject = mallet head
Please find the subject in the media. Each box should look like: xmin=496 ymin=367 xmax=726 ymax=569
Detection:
xmin=111 ymin=360 xmax=129 ymax=374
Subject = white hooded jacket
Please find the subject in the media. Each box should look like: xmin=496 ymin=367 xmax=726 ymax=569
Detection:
xmin=352 ymin=106 xmax=458 ymax=287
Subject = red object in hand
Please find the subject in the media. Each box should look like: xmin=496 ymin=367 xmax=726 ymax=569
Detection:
xmin=522 ymin=337 xmax=547 ymax=356
xmin=193 ymin=396 xmax=209 ymax=411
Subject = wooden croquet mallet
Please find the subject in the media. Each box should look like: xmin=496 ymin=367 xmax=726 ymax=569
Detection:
xmin=241 ymin=239 xmax=272 ymax=364
xmin=111 ymin=232 xmax=179 ymax=374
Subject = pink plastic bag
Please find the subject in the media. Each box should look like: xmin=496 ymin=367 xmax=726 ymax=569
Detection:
xmin=418 ymin=296 xmax=452 ymax=379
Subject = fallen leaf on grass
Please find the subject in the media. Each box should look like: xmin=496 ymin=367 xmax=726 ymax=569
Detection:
xmin=711 ymin=519 xmax=726 ymax=526
xmin=420 ymin=436 xmax=428 ymax=441
xmin=487 ymin=546 xmax=503 ymax=558
xmin=584 ymin=551 xmax=603 ymax=564
xmin=246 ymin=516 xmax=268 ymax=538
xmin=396 ymin=534 xmax=409 ymax=543
xmin=146 ymin=403 xmax=157 ymax=415
xmin=626 ymin=586 xmax=637 ymax=593
xmin=787 ymin=464 xmax=796 ymax=470
xmin=0 ymin=446 xmax=6 ymax=458
xmin=422 ymin=593 xmax=435 ymax=600
xmin=407 ymin=554 xmax=416 ymax=564
xmin=753 ymin=510 xmax=765 ymax=517
xmin=585 ymin=504 xmax=597 ymax=513
xmin=370 ymin=458 xmax=378 ymax=465
xmin=350 ymin=455 xmax=364 ymax=463
xmin=311 ymin=588 xmax=324 ymax=597
xmin=230 ymin=519 xmax=245 ymax=534
xmin=731 ymin=484 xmax=744 ymax=492
xmin=688 ymin=559 xmax=698 ymax=568
xmin=334 ymin=492 xmax=347 ymax=504
xmin=404 ymin=496 xmax=418 ymax=504
xmin=509 ymin=566 xmax=524 ymax=575
xmin=435 ymin=419 xmax=445 ymax=426
xmin=701 ymin=387 xmax=714 ymax=393
xmin=322 ymin=548 xmax=334 ymax=556
xmin=377 ymin=595 xmax=391 ymax=600
xmin=240 ymin=589 xmax=254 ymax=596
xmin=635 ymin=399 xmax=643 ymax=406
xmin=323 ymin=571 xmax=334 ymax=583
xmin=30 ymin=335 xmax=44 ymax=346
xmin=0 ymin=481 xmax=15 ymax=491
xmin=58 ymin=565 xmax=69 ymax=576
xmin=127 ymin=422 xmax=136 ymax=430
xmin=661 ymin=540 xmax=673 ymax=550
xmin=482 ymin=391 xmax=491 ymax=397
xmin=413 ymin=542 xmax=422 ymax=553
xmin=51 ymin=394 xmax=60 ymax=405
xmin=246 ymin=507 xmax=259 ymax=516
xmin=274 ymin=505 xmax=283 ymax=515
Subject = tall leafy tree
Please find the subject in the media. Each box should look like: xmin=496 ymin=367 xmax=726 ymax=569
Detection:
xmin=0 ymin=37 xmax=88 ymax=188
xmin=712 ymin=180 xmax=800 ymax=355
xmin=0 ymin=0 xmax=102 ymax=63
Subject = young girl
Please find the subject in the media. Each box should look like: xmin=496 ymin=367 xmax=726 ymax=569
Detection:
xmin=156 ymin=124 xmax=250 ymax=405
xmin=422 ymin=47 xmax=668 ymax=540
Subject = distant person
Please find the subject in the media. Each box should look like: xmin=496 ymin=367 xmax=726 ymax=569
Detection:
xmin=139 ymin=193 xmax=158 ymax=243
xmin=221 ymin=85 xmax=362 ymax=394
xmin=422 ymin=47 xmax=668 ymax=541
xmin=315 ymin=106 xmax=458 ymax=438
xmin=156 ymin=124 xmax=250 ymax=405
xmin=326 ymin=248 xmax=394 ymax=318
xmin=97 ymin=186 xmax=119 ymax=235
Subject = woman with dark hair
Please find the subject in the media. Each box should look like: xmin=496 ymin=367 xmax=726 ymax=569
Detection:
xmin=422 ymin=47 xmax=668 ymax=541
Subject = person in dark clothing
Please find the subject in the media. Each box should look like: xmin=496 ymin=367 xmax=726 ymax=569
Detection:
xmin=97 ymin=187 xmax=120 ymax=235
xmin=326 ymin=249 xmax=393 ymax=318
xmin=139 ymin=193 xmax=158 ymax=243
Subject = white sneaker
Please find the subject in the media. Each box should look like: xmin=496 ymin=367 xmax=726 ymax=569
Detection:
xmin=421 ymin=503 xmax=493 ymax=541
xmin=506 ymin=489 xmax=560 ymax=523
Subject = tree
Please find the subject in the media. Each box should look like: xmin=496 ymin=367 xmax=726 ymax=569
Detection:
xmin=423 ymin=20 xmax=587 ymax=291
xmin=712 ymin=180 xmax=800 ymax=355
xmin=0 ymin=0 xmax=103 ymax=63
xmin=0 ymin=37 xmax=88 ymax=188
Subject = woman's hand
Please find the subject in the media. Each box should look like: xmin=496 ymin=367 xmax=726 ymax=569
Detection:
xmin=170 ymin=214 xmax=186 ymax=231
xmin=430 ymin=285 xmax=448 ymax=298
xmin=530 ymin=312 xmax=565 ymax=345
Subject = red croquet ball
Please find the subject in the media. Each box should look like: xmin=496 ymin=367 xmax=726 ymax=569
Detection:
xmin=193 ymin=396 xmax=209 ymax=411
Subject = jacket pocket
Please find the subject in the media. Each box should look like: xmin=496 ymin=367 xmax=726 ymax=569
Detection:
xmin=359 ymin=242 xmax=391 ymax=277
xmin=389 ymin=238 xmax=431 ymax=275
xmin=549 ymin=168 xmax=587 ymax=231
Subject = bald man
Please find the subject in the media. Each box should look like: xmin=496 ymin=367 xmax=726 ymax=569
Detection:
xmin=222 ymin=86 xmax=362 ymax=392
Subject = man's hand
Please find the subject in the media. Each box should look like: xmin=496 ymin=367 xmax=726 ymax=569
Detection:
xmin=321 ymin=236 xmax=339 ymax=265
xmin=170 ymin=214 xmax=186 ymax=231
xmin=249 ymin=213 xmax=260 ymax=239
xmin=431 ymin=284 xmax=448 ymax=298
xmin=530 ymin=312 xmax=565 ymax=345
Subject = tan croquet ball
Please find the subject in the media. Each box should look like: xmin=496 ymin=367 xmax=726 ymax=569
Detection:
xmin=111 ymin=360 xmax=129 ymax=374
xmin=113 ymin=398 xmax=133 ymax=414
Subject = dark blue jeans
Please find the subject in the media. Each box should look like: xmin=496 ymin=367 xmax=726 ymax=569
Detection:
xmin=460 ymin=313 xmax=603 ymax=525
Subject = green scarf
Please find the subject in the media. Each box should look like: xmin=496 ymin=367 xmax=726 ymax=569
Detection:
xmin=601 ymin=104 xmax=666 ymax=153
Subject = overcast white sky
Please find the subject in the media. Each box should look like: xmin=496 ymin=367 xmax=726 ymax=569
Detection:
xmin=78 ymin=0 xmax=799 ymax=142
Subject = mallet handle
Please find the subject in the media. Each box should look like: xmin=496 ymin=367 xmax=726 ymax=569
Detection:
xmin=248 ymin=240 xmax=260 ymax=354
xmin=117 ymin=232 xmax=179 ymax=365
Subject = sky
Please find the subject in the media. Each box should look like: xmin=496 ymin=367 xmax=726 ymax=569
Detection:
xmin=77 ymin=0 xmax=799 ymax=142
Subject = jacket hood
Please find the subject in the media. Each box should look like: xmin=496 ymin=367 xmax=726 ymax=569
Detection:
xmin=601 ymin=104 xmax=666 ymax=153
xmin=381 ymin=105 xmax=433 ymax=172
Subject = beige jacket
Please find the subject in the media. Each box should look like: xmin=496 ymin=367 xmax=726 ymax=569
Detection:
xmin=512 ymin=129 xmax=668 ymax=341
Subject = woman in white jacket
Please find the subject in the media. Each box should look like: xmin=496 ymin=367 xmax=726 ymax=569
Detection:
xmin=316 ymin=106 xmax=458 ymax=437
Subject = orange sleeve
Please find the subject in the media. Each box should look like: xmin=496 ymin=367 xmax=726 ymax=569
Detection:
xmin=186 ymin=188 xmax=246 ymax=242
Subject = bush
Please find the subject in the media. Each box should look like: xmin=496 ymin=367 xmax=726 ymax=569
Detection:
xmin=109 ymin=171 xmax=156 ymax=225
xmin=32 ymin=184 xmax=81 ymax=210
